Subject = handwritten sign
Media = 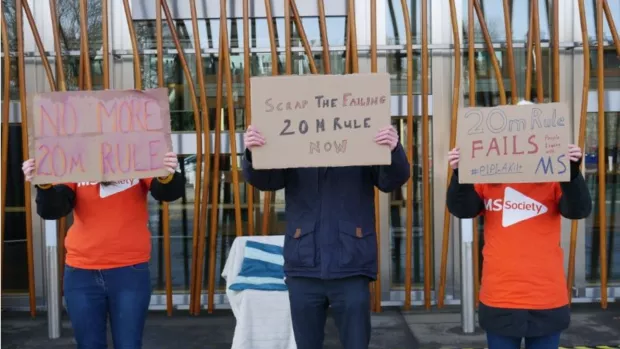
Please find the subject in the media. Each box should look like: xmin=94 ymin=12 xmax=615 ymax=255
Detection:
xmin=27 ymin=88 xmax=172 ymax=185
xmin=249 ymin=73 xmax=391 ymax=169
xmin=456 ymin=102 xmax=571 ymax=183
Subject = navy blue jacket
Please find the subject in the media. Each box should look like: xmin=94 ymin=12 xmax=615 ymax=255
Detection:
xmin=242 ymin=144 xmax=410 ymax=280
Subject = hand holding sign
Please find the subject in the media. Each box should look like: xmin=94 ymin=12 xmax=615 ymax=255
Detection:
xmin=568 ymin=144 xmax=582 ymax=163
xmin=374 ymin=126 xmax=399 ymax=151
xmin=448 ymin=147 xmax=460 ymax=170
xmin=244 ymin=125 xmax=266 ymax=151
xmin=163 ymin=152 xmax=180 ymax=174
xmin=22 ymin=158 xmax=35 ymax=182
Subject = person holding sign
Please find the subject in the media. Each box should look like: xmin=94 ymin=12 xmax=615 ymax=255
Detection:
xmin=445 ymin=116 xmax=591 ymax=348
xmin=242 ymin=124 xmax=410 ymax=349
xmin=22 ymin=152 xmax=185 ymax=349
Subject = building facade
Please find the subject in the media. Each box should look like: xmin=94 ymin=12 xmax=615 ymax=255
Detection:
xmin=1 ymin=0 xmax=619 ymax=311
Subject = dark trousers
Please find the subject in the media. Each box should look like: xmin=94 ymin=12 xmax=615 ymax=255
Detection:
xmin=486 ymin=331 xmax=562 ymax=349
xmin=63 ymin=263 xmax=152 ymax=349
xmin=286 ymin=276 xmax=371 ymax=349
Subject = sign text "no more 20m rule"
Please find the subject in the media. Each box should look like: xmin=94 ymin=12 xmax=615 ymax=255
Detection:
xmin=28 ymin=88 xmax=172 ymax=185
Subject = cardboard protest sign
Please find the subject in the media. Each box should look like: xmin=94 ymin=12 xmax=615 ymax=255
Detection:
xmin=456 ymin=102 xmax=571 ymax=184
xmin=27 ymin=88 xmax=172 ymax=185
xmin=249 ymin=73 xmax=391 ymax=169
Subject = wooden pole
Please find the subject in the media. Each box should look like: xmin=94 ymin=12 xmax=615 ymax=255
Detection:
xmin=207 ymin=27 xmax=225 ymax=314
xmin=421 ymin=0 xmax=431 ymax=310
xmin=369 ymin=0 xmax=382 ymax=313
xmin=595 ymin=0 xmax=607 ymax=309
xmin=49 ymin=0 xmax=68 ymax=296
xmin=437 ymin=0 xmax=462 ymax=309
xmin=602 ymin=0 xmax=620 ymax=56
xmin=22 ymin=1 xmax=55 ymax=89
xmin=153 ymin=0 xmax=174 ymax=316
xmin=568 ymin=0 xmax=591 ymax=304
xmin=15 ymin=0 xmax=36 ymax=317
xmin=261 ymin=0 xmax=279 ymax=235
xmin=502 ymin=0 xmax=517 ymax=104
xmin=190 ymin=0 xmax=212 ymax=315
xmin=1 ymin=11 xmax=10 ymax=284
xmin=317 ymin=0 xmax=331 ymax=74
xmin=532 ymin=0 xmax=544 ymax=103
xmin=161 ymin=0 xmax=203 ymax=315
xmin=399 ymin=0 xmax=414 ymax=311
xmin=220 ymin=0 xmax=243 ymax=240
xmin=289 ymin=0 xmax=318 ymax=75
xmin=242 ymin=0 xmax=254 ymax=235
xmin=525 ymin=1 xmax=535 ymax=101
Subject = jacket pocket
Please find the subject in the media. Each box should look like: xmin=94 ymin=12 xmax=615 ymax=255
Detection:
xmin=284 ymin=221 xmax=316 ymax=268
xmin=338 ymin=220 xmax=377 ymax=269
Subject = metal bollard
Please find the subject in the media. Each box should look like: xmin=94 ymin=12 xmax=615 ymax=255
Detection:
xmin=460 ymin=218 xmax=475 ymax=334
xmin=44 ymin=219 xmax=61 ymax=339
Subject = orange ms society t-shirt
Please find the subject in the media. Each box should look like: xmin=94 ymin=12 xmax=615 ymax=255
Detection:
xmin=474 ymin=183 xmax=568 ymax=310
xmin=63 ymin=178 xmax=153 ymax=269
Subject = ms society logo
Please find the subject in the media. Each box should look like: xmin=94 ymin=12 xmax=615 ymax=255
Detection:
xmin=484 ymin=187 xmax=548 ymax=227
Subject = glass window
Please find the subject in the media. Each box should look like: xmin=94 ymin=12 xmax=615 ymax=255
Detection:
xmin=463 ymin=0 xmax=551 ymax=44
xmin=386 ymin=51 xmax=431 ymax=95
xmin=585 ymin=0 xmax=620 ymax=42
xmin=389 ymin=116 xmax=433 ymax=288
xmin=463 ymin=48 xmax=555 ymax=106
xmin=55 ymin=0 xmax=103 ymax=51
xmin=584 ymin=112 xmax=620 ymax=283
xmin=589 ymin=48 xmax=620 ymax=90
xmin=386 ymin=0 xmax=432 ymax=45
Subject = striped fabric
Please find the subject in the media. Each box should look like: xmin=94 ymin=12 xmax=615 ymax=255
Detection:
xmin=228 ymin=241 xmax=287 ymax=291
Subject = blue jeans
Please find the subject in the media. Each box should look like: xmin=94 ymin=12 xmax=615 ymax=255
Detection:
xmin=486 ymin=332 xmax=561 ymax=349
xmin=286 ymin=276 xmax=371 ymax=349
xmin=63 ymin=263 xmax=152 ymax=349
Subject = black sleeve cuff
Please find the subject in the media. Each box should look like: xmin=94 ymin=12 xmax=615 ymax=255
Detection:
xmin=150 ymin=172 xmax=186 ymax=202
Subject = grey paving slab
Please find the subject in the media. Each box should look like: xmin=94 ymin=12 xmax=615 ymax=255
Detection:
xmin=1 ymin=308 xmax=418 ymax=349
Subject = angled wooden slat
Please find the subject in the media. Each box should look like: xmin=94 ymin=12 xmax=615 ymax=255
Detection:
xmin=161 ymin=0 xmax=203 ymax=315
xmin=437 ymin=0 xmax=462 ymax=309
xmin=317 ymin=0 xmax=331 ymax=74
xmin=190 ymin=0 xmax=212 ymax=316
xmin=1 ymin=9 xmax=10 ymax=286
xmin=243 ymin=0 xmax=255 ymax=236
xmin=15 ymin=0 xmax=36 ymax=318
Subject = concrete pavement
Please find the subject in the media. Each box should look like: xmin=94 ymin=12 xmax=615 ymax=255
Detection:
xmin=2 ymin=303 xmax=619 ymax=349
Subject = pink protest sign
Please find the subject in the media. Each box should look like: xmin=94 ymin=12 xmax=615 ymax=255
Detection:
xmin=27 ymin=88 xmax=172 ymax=185
xmin=456 ymin=102 xmax=571 ymax=184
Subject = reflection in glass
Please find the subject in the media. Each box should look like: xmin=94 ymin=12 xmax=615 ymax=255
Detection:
xmin=386 ymin=0 xmax=431 ymax=45
xmin=589 ymin=49 xmax=620 ymax=90
xmin=462 ymin=0 xmax=551 ymax=44
xmin=584 ymin=0 xmax=620 ymax=42
xmin=389 ymin=117 xmax=433 ymax=287
xmin=463 ymin=48 xmax=554 ymax=106
xmin=387 ymin=51 xmax=431 ymax=94
xmin=584 ymin=112 xmax=620 ymax=282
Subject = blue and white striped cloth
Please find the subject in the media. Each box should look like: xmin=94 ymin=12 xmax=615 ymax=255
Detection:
xmin=228 ymin=240 xmax=287 ymax=291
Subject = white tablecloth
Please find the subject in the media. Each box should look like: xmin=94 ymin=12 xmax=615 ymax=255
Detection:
xmin=221 ymin=235 xmax=297 ymax=349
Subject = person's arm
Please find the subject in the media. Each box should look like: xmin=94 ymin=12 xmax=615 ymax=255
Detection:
xmin=241 ymin=149 xmax=286 ymax=191
xmin=149 ymin=172 xmax=186 ymax=202
xmin=558 ymin=160 xmax=592 ymax=219
xmin=35 ymin=184 xmax=76 ymax=220
xmin=371 ymin=143 xmax=411 ymax=193
xmin=446 ymin=169 xmax=484 ymax=218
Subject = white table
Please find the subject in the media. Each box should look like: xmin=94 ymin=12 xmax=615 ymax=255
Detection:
xmin=222 ymin=235 xmax=297 ymax=349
